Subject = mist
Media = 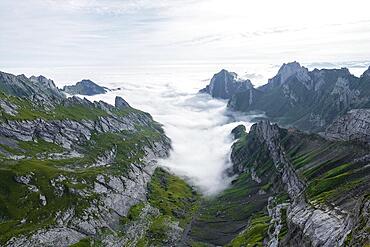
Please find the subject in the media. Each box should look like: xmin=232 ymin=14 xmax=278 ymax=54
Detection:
xmin=76 ymin=66 xmax=259 ymax=195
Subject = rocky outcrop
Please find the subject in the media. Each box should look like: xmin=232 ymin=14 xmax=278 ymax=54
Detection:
xmin=0 ymin=95 xmax=149 ymax=151
xmin=325 ymin=108 xmax=370 ymax=143
xmin=267 ymin=197 xmax=289 ymax=247
xmin=62 ymin=79 xmax=109 ymax=96
xmin=199 ymin=69 xmax=253 ymax=99
xmin=115 ymin=96 xmax=130 ymax=108
xmin=231 ymin=124 xmax=246 ymax=139
xmin=0 ymin=99 xmax=18 ymax=116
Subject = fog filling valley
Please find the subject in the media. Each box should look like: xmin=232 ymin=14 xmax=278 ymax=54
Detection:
xmin=67 ymin=66 xmax=260 ymax=195
xmin=23 ymin=63 xmax=369 ymax=195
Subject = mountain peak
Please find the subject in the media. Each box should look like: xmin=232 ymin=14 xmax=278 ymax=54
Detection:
xmin=62 ymin=79 xmax=109 ymax=96
xmin=199 ymin=69 xmax=253 ymax=99
xmin=277 ymin=61 xmax=305 ymax=81
xmin=264 ymin=61 xmax=309 ymax=89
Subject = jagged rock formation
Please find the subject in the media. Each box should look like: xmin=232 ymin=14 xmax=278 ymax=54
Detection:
xmin=227 ymin=62 xmax=370 ymax=132
xmin=62 ymin=79 xmax=110 ymax=96
xmin=199 ymin=69 xmax=253 ymax=99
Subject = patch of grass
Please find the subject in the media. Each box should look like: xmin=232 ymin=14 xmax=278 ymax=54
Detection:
xmin=147 ymin=215 xmax=171 ymax=243
xmin=278 ymin=208 xmax=288 ymax=240
xmin=69 ymin=238 xmax=92 ymax=247
xmin=148 ymin=168 xmax=200 ymax=227
xmin=227 ymin=213 xmax=271 ymax=247
xmin=121 ymin=202 xmax=145 ymax=225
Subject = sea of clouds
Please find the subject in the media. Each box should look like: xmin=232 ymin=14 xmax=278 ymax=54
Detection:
xmin=17 ymin=61 xmax=369 ymax=195
xmin=76 ymin=65 xmax=261 ymax=195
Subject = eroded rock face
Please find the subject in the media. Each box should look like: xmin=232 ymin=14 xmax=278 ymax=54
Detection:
xmin=0 ymin=104 xmax=152 ymax=150
xmin=325 ymin=108 xmax=370 ymax=143
xmin=200 ymin=69 xmax=253 ymax=99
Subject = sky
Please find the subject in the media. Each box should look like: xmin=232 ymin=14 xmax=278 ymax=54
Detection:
xmin=1 ymin=0 xmax=370 ymax=71
xmin=1 ymin=0 xmax=370 ymax=194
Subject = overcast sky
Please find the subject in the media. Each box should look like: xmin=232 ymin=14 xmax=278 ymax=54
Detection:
xmin=1 ymin=0 xmax=370 ymax=69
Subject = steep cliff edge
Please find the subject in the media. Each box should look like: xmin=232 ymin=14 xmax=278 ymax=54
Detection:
xmin=185 ymin=117 xmax=368 ymax=246
xmin=221 ymin=121 xmax=369 ymax=246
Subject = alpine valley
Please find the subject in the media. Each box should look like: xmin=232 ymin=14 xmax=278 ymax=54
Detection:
xmin=0 ymin=61 xmax=369 ymax=247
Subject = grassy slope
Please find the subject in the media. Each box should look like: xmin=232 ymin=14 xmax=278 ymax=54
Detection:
xmin=145 ymin=167 xmax=200 ymax=245
xmin=280 ymin=129 xmax=370 ymax=207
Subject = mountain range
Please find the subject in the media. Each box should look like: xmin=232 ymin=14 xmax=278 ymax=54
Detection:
xmin=0 ymin=67 xmax=369 ymax=247
xmin=202 ymin=62 xmax=370 ymax=134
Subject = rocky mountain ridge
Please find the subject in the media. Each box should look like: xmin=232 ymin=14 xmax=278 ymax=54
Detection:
xmin=201 ymin=62 xmax=370 ymax=132
xmin=223 ymin=62 xmax=370 ymax=132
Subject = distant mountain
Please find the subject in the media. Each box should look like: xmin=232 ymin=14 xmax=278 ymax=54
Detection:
xmin=199 ymin=69 xmax=253 ymax=99
xmin=62 ymin=79 xmax=110 ymax=96
xmin=227 ymin=62 xmax=370 ymax=132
